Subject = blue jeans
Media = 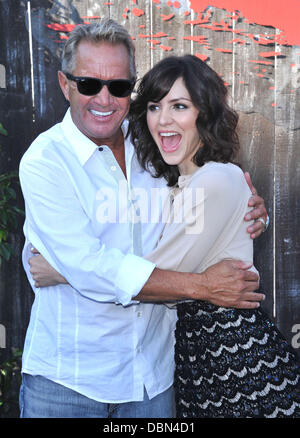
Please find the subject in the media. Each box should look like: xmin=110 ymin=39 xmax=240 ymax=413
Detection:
xmin=19 ymin=373 xmax=175 ymax=418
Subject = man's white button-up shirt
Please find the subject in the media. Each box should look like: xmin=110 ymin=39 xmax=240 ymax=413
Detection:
xmin=19 ymin=109 xmax=177 ymax=403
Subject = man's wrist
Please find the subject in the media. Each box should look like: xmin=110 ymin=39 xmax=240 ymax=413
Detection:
xmin=136 ymin=269 xmax=207 ymax=302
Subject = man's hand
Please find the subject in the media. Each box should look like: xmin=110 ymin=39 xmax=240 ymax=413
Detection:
xmin=200 ymin=259 xmax=263 ymax=309
xmin=244 ymin=172 xmax=268 ymax=239
xmin=29 ymin=250 xmax=67 ymax=287
xmin=137 ymin=259 xmax=263 ymax=309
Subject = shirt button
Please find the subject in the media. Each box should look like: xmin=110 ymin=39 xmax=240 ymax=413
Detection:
xmin=98 ymin=147 xmax=103 ymax=151
xmin=137 ymin=312 xmax=141 ymax=317
xmin=111 ymin=165 xmax=117 ymax=171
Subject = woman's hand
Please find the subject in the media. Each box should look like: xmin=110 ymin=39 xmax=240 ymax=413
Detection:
xmin=29 ymin=249 xmax=68 ymax=288
xmin=244 ymin=172 xmax=269 ymax=239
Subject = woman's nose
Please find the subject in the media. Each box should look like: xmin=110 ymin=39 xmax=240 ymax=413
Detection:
xmin=159 ymin=107 xmax=172 ymax=125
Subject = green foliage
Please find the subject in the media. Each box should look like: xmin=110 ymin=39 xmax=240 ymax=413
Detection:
xmin=0 ymin=171 xmax=24 ymax=266
xmin=0 ymin=123 xmax=24 ymax=265
xmin=0 ymin=123 xmax=8 ymax=137
xmin=0 ymin=350 xmax=22 ymax=417
xmin=0 ymin=125 xmax=24 ymax=417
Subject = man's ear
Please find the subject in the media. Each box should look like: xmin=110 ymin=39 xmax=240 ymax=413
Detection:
xmin=58 ymin=71 xmax=70 ymax=101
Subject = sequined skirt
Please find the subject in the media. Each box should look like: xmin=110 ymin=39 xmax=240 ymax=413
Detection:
xmin=174 ymin=301 xmax=300 ymax=418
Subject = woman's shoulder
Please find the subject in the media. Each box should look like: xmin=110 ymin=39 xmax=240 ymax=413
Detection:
xmin=190 ymin=161 xmax=250 ymax=197
xmin=194 ymin=161 xmax=245 ymax=183
xmin=201 ymin=161 xmax=243 ymax=175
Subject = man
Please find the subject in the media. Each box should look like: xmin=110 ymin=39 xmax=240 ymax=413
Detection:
xmin=19 ymin=19 xmax=267 ymax=418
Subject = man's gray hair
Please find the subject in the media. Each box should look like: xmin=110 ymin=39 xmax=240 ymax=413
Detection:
xmin=61 ymin=19 xmax=136 ymax=78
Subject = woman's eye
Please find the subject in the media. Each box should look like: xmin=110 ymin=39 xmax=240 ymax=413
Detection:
xmin=174 ymin=103 xmax=187 ymax=110
xmin=147 ymin=104 xmax=159 ymax=112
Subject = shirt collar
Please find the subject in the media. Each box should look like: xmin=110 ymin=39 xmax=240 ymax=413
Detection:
xmin=61 ymin=108 xmax=130 ymax=167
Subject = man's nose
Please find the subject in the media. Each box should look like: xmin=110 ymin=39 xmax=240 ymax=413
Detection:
xmin=94 ymin=84 xmax=112 ymax=106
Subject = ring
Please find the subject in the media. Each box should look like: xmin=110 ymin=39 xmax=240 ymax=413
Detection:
xmin=257 ymin=216 xmax=269 ymax=232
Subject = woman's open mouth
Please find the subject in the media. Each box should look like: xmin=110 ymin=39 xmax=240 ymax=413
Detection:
xmin=160 ymin=132 xmax=182 ymax=153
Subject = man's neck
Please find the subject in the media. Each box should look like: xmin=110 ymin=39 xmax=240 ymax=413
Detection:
xmin=93 ymin=127 xmax=124 ymax=150
xmin=96 ymin=129 xmax=127 ymax=178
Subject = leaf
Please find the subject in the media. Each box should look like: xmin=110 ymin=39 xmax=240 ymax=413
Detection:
xmin=0 ymin=170 xmax=24 ymax=266
xmin=0 ymin=123 xmax=8 ymax=136
xmin=0 ymin=210 xmax=7 ymax=226
xmin=7 ymin=214 xmax=17 ymax=230
xmin=5 ymin=187 xmax=16 ymax=200
xmin=0 ymin=243 xmax=11 ymax=261
xmin=12 ymin=207 xmax=24 ymax=216
xmin=0 ymin=230 xmax=6 ymax=241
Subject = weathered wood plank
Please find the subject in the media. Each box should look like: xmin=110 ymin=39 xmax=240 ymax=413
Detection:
xmin=274 ymin=41 xmax=300 ymax=349
xmin=150 ymin=0 xmax=192 ymax=67
xmin=28 ymin=0 xmax=76 ymax=133
xmin=0 ymin=0 xmax=35 ymax=358
xmin=236 ymin=112 xmax=275 ymax=317
xmin=109 ymin=0 xmax=152 ymax=80
xmin=229 ymin=13 xmax=276 ymax=320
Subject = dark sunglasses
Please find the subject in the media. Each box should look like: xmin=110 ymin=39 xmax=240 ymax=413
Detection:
xmin=64 ymin=72 xmax=135 ymax=98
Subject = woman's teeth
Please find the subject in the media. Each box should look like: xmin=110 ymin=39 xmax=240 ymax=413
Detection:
xmin=160 ymin=132 xmax=178 ymax=137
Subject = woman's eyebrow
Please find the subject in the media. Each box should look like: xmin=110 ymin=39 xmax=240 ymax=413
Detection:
xmin=147 ymin=97 xmax=192 ymax=104
xmin=168 ymin=97 xmax=192 ymax=102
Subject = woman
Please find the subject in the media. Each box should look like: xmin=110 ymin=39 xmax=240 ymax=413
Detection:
xmin=128 ymin=55 xmax=300 ymax=418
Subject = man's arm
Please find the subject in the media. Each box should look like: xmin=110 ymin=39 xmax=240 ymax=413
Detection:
xmin=135 ymin=260 xmax=262 ymax=309
xmin=25 ymin=161 xmax=265 ymax=309
xmin=29 ymin=253 xmax=262 ymax=309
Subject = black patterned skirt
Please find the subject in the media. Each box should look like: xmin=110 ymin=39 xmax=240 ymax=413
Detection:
xmin=174 ymin=301 xmax=300 ymax=418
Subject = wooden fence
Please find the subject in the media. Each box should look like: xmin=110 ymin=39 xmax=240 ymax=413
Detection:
xmin=0 ymin=0 xmax=299 ymax=362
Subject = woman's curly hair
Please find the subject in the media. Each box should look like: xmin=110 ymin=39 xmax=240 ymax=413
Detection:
xmin=128 ymin=55 xmax=240 ymax=186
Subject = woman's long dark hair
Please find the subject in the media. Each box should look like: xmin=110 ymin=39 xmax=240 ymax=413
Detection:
xmin=128 ymin=55 xmax=240 ymax=186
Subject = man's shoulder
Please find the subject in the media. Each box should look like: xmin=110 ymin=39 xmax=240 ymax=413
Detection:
xmin=20 ymin=120 xmax=66 ymax=165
